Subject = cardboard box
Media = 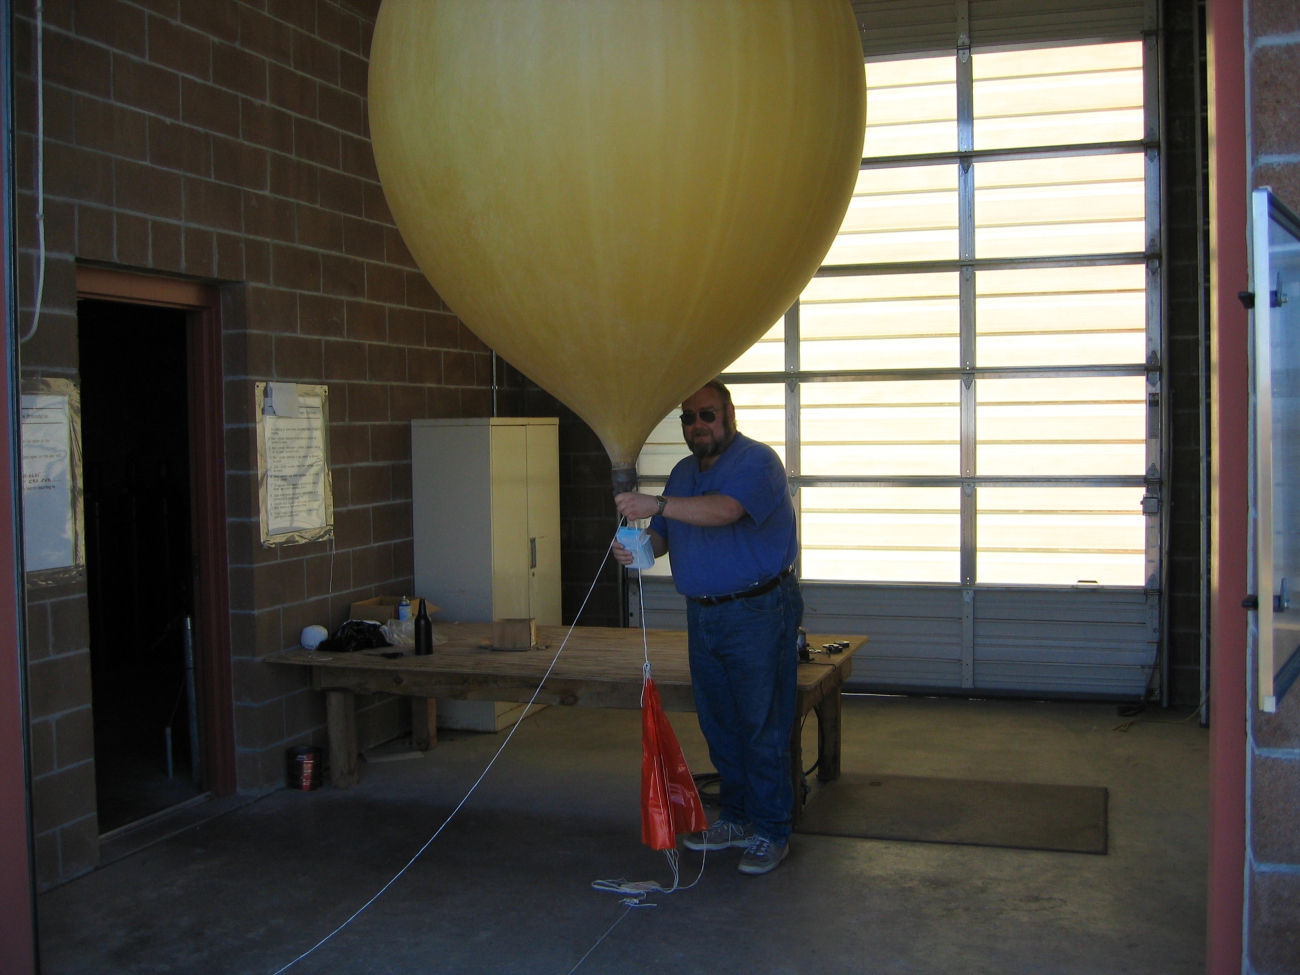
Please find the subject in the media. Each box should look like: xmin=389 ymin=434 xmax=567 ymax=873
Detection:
xmin=348 ymin=596 xmax=439 ymax=622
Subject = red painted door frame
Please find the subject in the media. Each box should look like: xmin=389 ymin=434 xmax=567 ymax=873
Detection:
xmin=1205 ymin=0 xmax=1249 ymax=969
xmin=76 ymin=267 xmax=236 ymax=797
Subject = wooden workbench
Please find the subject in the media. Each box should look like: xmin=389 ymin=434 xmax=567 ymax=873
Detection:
xmin=266 ymin=623 xmax=862 ymax=824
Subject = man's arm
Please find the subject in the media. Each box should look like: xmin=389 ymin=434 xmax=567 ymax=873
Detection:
xmin=615 ymin=491 xmax=745 ymax=527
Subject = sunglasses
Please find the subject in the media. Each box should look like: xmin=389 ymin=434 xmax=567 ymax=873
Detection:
xmin=679 ymin=409 xmax=720 ymax=425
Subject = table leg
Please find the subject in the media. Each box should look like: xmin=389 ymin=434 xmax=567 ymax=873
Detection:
xmin=790 ymin=695 xmax=807 ymax=826
xmin=325 ymin=689 xmax=359 ymax=788
xmin=411 ymin=697 xmax=437 ymax=751
xmin=815 ymin=677 xmax=843 ymax=782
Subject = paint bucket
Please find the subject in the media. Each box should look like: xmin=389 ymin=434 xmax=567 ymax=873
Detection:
xmin=286 ymin=745 xmax=323 ymax=791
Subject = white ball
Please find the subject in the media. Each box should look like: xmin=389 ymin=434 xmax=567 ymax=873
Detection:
xmin=301 ymin=625 xmax=329 ymax=650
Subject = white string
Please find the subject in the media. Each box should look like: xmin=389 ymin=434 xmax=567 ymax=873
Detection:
xmin=18 ymin=0 xmax=44 ymax=345
xmin=564 ymin=905 xmax=635 ymax=975
xmin=268 ymin=539 xmax=617 ymax=975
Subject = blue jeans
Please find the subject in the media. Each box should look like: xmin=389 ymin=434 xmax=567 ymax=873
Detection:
xmin=686 ymin=574 xmax=802 ymax=844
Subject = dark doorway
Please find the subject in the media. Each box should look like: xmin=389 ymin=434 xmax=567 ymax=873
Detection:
xmin=78 ymin=299 xmax=201 ymax=833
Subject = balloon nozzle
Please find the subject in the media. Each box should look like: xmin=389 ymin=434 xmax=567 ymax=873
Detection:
xmin=611 ymin=466 xmax=638 ymax=496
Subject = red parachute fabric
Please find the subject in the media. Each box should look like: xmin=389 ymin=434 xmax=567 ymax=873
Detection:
xmin=641 ymin=675 xmax=708 ymax=850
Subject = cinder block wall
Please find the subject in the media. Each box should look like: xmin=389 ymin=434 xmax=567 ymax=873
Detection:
xmin=1246 ymin=2 xmax=1300 ymax=970
xmin=14 ymin=0 xmax=491 ymax=888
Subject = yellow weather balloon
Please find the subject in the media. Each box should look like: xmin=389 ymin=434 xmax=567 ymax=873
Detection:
xmin=369 ymin=0 xmax=865 ymax=489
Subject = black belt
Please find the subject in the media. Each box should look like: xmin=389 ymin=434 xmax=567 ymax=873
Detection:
xmin=688 ymin=566 xmax=794 ymax=606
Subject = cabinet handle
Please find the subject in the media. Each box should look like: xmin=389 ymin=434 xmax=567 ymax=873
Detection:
xmin=530 ymin=537 xmax=537 ymax=569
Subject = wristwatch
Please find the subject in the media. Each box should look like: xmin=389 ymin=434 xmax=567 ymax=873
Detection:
xmin=655 ymin=495 xmax=667 ymax=517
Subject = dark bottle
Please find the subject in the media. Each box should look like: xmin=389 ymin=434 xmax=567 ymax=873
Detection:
xmin=414 ymin=598 xmax=433 ymax=656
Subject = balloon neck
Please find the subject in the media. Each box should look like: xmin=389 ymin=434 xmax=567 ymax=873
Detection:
xmin=611 ymin=466 xmax=638 ymax=496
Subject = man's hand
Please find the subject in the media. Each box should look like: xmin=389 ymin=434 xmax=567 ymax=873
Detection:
xmin=615 ymin=492 xmax=660 ymax=521
xmin=612 ymin=539 xmax=633 ymax=565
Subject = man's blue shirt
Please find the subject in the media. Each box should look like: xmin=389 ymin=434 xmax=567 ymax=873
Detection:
xmin=648 ymin=432 xmax=798 ymax=599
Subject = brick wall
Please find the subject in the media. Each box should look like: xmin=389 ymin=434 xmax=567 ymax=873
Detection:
xmin=1246 ymin=1 xmax=1300 ymax=970
xmin=14 ymin=0 xmax=491 ymax=888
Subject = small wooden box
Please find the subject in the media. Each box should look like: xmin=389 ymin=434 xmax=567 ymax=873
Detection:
xmin=493 ymin=618 xmax=536 ymax=650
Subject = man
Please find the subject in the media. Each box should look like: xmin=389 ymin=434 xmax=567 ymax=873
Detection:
xmin=613 ymin=379 xmax=801 ymax=875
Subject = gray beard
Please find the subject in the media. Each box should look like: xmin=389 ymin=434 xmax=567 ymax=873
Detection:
xmin=690 ymin=427 xmax=736 ymax=459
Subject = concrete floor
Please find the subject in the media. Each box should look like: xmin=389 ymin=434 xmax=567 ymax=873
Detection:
xmin=38 ymin=695 xmax=1208 ymax=975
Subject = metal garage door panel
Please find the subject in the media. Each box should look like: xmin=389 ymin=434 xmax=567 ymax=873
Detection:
xmin=975 ymin=586 xmax=1153 ymax=625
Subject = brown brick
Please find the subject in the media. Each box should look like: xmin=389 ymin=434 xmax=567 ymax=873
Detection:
xmin=366 ymin=344 xmax=404 ymax=382
xmin=241 ymin=98 xmax=295 ymax=154
xmin=407 ymin=271 xmax=440 ymax=311
xmin=294 ymin=117 xmax=340 ymax=169
xmin=390 ymin=385 xmax=425 ymax=422
xmin=252 ymin=558 xmax=306 ymax=608
xmin=214 ymin=231 xmax=244 ymax=280
xmin=181 ymin=77 xmax=240 ymax=138
xmin=76 ymin=205 xmax=113 ymax=262
xmin=212 ymin=136 xmax=268 ymax=190
xmin=365 ymin=263 xmax=404 ymax=304
xmin=126 ymin=0 xmax=179 ymax=17
xmin=384 ymin=227 xmax=417 ymax=269
xmin=44 ymin=29 xmax=111 ymax=98
xmin=148 ymin=118 xmax=210 ymax=177
xmin=116 ymin=159 xmax=182 ymax=218
xmin=233 ymin=699 xmax=285 ymax=749
xmin=73 ymin=95 xmax=147 ymax=160
xmin=330 ymin=422 xmax=368 ymax=464
xmin=38 ymin=198 xmax=75 ymax=253
xmin=320 ymin=168 xmax=363 ymax=216
xmin=359 ymin=12 xmax=376 ymax=57
xmin=1253 ymin=44 xmax=1300 ymax=157
xmin=346 ymin=382 xmax=388 ymax=423
xmin=270 ymin=153 xmax=318 ymax=204
xmin=346 ymin=302 xmax=385 ymax=344
xmin=461 ymin=387 xmax=491 ymax=417
xmin=181 ymin=178 xmax=240 ymax=234
xmin=1250 ymin=869 xmax=1300 ymax=974
xmin=1253 ymin=754 xmax=1300 ymax=863
xmin=245 ymin=284 xmax=298 ymax=331
xmin=1251 ymin=0 xmax=1300 ymax=35
xmin=58 ymin=815 xmax=100 ymax=881
xmin=349 ymin=462 xmax=391 ymax=503
xmin=212 ymin=41 xmax=267 ymax=101
xmin=245 ymin=237 xmax=271 ymax=282
xmin=271 ymin=243 xmax=320 ymax=291
xmin=45 ymin=142 xmax=111 ymax=205
xmin=74 ymin=0 xmax=147 ymax=57
xmin=367 ymin=423 xmax=408 ymax=464
xmin=34 ymin=830 xmax=59 ymax=890
xmin=30 ymin=761 xmax=96 ymax=835
xmin=321 ymin=253 xmax=365 ymax=297
xmin=225 ymin=328 xmax=273 ymax=376
xmin=342 ymin=216 xmax=384 ymax=261
xmin=115 ymin=211 xmax=149 ymax=265
xmin=112 ymin=54 xmax=180 ymax=119
xmin=324 ymin=338 xmax=367 ymax=380
xmin=474 ymin=351 xmax=493 ymax=386
xmin=429 ymin=385 xmax=458 ymax=417
xmin=178 ymin=0 xmax=238 ymax=44
xmin=362 ymin=181 xmax=392 ymax=223
xmin=332 ymin=506 xmax=370 ymax=548
xmin=148 ymin=14 xmax=211 ymax=79
xmin=268 ymin=62 xmax=317 ymax=117
xmin=17 ymin=79 xmax=73 ymax=146
xmin=292 ymin=29 xmax=339 ymax=86
xmin=274 ymin=334 xmax=323 ymax=379
xmin=444 ymin=350 xmax=475 ymax=387
xmin=339 ymin=133 xmax=378 ymax=181
xmin=29 ymin=717 xmax=54 ymax=777
xmin=459 ymin=323 xmax=488 ymax=352
xmin=24 ymin=601 xmax=51 ymax=662
xmin=239 ymin=6 xmax=293 ymax=65
xmin=296 ymin=204 xmax=342 ymax=250
xmin=426 ymin=312 xmax=458 ymax=349
xmin=407 ymin=348 xmax=441 ymax=385
xmin=318 ymin=2 xmax=362 ymax=53
xmin=27 ymin=651 xmax=90 ymax=720
xmin=351 ymin=543 xmax=394 ymax=589
xmin=53 ymin=707 xmax=94 ymax=768
xmin=339 ymin=50 xmax=367 ymax=97
xmin=184 ymin=226 xmax=215 ymax=276
xmin=267 ymin=0 xmax=315 ymax=31
xmin=385 ymin=307 xmax=422 ymax=347
xmin=319 ymin=85 xmax=364 ymax=136
xmin=150 ymin=220 xmax=183 ymax=271
xmin=243 ymin=190 xmax=296 ymax=241
xmin=299 ymin=293 xmax=345 ymax=338
xmin=372 ymin=502 xmax=412 ymax=543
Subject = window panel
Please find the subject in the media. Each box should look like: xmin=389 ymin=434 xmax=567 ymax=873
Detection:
xmin=977 ymin=487 xmax=1146 ymax=586
xmin=972 ymin=42 xmax=1144 ymax=150
xmin=974 ymin=155 xmax=1145 ymax=259
xmin=802 ymin=487 xmax=960 ymax=583
xmin=864 ymin=57 xmax=957 ymax=158
xmin=802 ymin=381 xmax=960 ymax=476
xmin=801 ymin=272 xmax=960 ymax=370
xmin=725 ymin=318 xmax=783 ymax=373
xmin=976 ymin=377 xmax=1146 ymax=476
xmin=823 ymin=165 xmax=959 ymax=266
xmin=976 ymin=265 xmax=1146 ymax=366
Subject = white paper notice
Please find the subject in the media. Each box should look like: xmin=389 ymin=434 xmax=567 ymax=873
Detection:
xmin=21 ymin=395 xmax=75 ymax=571
xmin=264 ymin=393 xmax=328 ymax=535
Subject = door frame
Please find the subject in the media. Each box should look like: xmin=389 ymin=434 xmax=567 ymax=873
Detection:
xmin=75 ymin=266 xmax=235 ymax=796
